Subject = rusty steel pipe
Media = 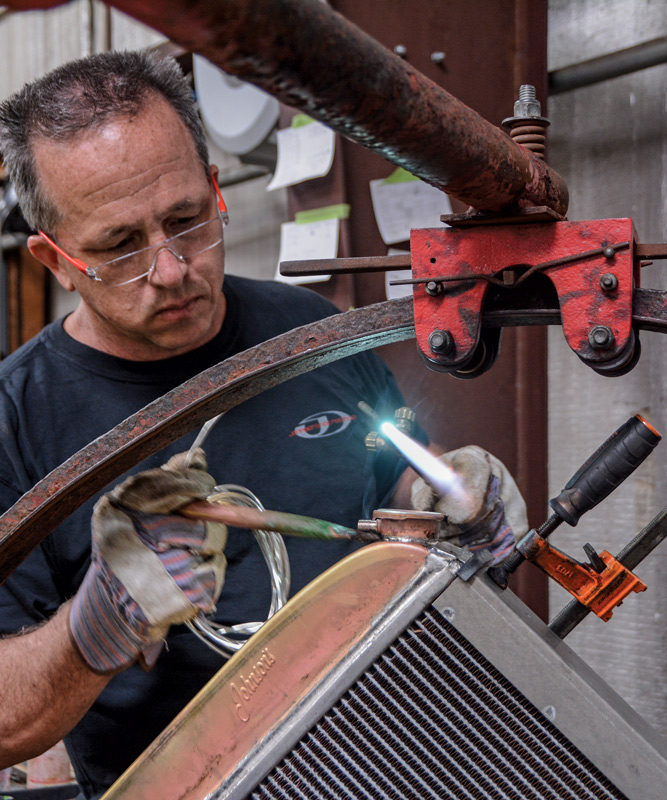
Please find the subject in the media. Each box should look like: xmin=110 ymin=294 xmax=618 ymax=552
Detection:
xmin=64 ymin=0 xmax=567 ymax=215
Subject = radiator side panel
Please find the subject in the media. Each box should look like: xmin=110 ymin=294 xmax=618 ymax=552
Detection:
xmin=432 ymin=573 xmax=667 ymax=799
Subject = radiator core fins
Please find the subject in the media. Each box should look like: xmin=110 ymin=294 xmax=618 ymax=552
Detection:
xmin=252 ymin=607 xmax=628 ymax=800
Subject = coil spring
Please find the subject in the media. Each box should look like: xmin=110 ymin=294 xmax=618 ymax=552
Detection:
xmin=505 ymin=119 xmax=549 ymax=160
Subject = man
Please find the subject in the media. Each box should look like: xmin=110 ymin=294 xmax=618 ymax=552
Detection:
xmin=0 ymin=51 xmax=526 ymax=799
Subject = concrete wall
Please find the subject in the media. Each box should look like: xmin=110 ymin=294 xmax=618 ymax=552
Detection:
xmin=547 ymin=0 xmax=667 ymax=737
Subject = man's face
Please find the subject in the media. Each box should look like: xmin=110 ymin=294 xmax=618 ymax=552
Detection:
xmin=30 ymin=96 xmax=227 ymax=360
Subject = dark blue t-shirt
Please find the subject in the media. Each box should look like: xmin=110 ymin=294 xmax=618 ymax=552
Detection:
xmin=0 ymin=275 xmax=418 ymax=798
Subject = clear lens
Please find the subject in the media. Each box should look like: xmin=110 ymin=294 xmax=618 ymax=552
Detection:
xmin=92 ymin=214 xmax=224 ymax=286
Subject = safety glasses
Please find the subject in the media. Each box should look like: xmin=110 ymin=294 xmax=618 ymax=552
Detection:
xmin=39 ymin=173 xmax=228 ymax=287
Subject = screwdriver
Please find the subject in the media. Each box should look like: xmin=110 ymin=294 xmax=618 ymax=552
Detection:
xmin=488 ymin=414 xmax=661 ymax=589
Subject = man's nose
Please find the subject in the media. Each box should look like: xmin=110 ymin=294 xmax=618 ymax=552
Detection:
xmin=147 ymin=246 xmax=188 ymax=287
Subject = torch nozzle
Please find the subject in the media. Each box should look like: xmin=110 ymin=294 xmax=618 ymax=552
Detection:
xmin=358 ymin=401 xmax=463 ymax=501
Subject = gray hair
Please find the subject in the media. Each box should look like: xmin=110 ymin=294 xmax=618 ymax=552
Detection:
xmin=0 ymin=49 xmax=209 ymax=233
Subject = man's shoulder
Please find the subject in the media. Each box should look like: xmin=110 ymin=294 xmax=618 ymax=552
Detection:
xmin=225 ymin=275 xmax=339 ymax=322
xmin=0 ymin=321 xmax=60 ymax=383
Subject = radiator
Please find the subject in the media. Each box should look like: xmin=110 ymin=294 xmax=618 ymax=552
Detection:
xmin=101 ymin=542 xmax=667 ymax=800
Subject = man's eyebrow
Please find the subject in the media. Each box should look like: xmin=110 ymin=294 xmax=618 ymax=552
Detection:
xmin=88 ymin=199 xmax=206 ymax=245
xmin=165 ymin=198 xmax=204 ymax=215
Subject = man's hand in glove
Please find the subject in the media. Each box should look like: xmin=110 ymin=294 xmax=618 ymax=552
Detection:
xmin=69 ymin=449 xmax=227 ymax=674
xmin=411 ymin=445 xmax=528 ymax=564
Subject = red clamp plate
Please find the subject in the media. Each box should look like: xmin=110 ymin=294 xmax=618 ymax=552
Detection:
xmin=410 ymin=219 xmax=639 ymax=371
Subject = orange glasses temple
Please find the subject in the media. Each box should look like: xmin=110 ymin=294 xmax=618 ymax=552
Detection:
xmin=38 ymin=174 xmax=228 ymax=276
xmin=38 ymin=230 xmax=89 ymax=275
xmin=210 ymin=170 xmax=229 ymax=224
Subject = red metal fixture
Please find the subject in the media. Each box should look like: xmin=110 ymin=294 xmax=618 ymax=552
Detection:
xmin=409 ymin=218 xmax=640 ymax=377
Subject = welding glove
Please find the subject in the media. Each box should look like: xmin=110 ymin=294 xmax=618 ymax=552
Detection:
xmin=69 ymin=449 xmax=227 ymax=674
xmin=411 ymin=445 xmax=528 ymax=565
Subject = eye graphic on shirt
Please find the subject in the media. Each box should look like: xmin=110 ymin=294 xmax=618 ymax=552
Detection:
xmin=290 ymin=410 xmax=356 ymax=439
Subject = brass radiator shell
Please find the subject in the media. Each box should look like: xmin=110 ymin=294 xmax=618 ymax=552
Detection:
xmin=101 ymin=542 xmax=667 ymax=800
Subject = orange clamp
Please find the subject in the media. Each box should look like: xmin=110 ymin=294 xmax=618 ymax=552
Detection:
xmin=519 ymin=532 xmax=647 ymax=621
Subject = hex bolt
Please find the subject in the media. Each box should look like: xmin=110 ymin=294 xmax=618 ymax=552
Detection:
xmin=425 ymin=280 xmax=442 ymax=296
xmin=514 ymin=84 xmax=542 ymax=118
xmin=603 ymin=246 xmax=616 ymax=259
xmin=502 ymin=84 xmax=549 ymax=159
xmin=600 ymin=273 xmax=618 ymax=292
xmin=393 ymin=44 xmax=408 ymax=58
xmin=589 ymin=325 xmax=615 ymax=350
xmin=428 ymin=329 xmax=455 ymax=355
xmin=430 ymin=51 xmax=446 ymax=66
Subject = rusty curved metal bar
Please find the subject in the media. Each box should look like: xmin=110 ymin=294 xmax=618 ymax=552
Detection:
xmin=90 ymin=0 xmax=567 ymax=215
xmin=0 ymin=298 xmax=415 ymax=584
xmin=3 ymin=287 xmax=667 ymax=585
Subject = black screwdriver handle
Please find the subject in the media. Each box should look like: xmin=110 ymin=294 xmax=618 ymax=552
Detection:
xmin=549 ymin=415 xmax=661 ymax=527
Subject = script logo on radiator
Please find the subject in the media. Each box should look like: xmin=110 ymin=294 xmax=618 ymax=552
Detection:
xmin=290 ymin=410 xmax=356 ymax=439
xmin=230 ymin=647 xmax=276 ymax=722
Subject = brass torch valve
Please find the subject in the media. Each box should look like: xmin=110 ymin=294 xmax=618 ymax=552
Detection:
xmin=364 ymin=406 xmax=416 ymax=453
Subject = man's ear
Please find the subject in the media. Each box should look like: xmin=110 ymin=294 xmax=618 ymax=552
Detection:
xmin=27 ymin=234 xmax=76 ymax=292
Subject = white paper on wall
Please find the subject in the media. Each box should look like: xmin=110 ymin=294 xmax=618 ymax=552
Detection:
xmin=370 ymin=171 xmax=453 ymax=245
xmin=275 ymin=217 xmax=339 ymax=284
xmin=267 ymin=121 xmax=335 ymax=191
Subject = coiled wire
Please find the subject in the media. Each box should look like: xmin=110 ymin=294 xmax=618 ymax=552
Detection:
xmin=185 ymin=415 xmax=291 ymax=658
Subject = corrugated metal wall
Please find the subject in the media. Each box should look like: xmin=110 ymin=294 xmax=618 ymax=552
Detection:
xmin=547 ymin=0 xmax=667 ymax=739
xmin=0 ymin=0 xmax=287 ymax=321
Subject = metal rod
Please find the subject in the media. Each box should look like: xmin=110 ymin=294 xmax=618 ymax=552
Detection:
xmin=86 ymin=0 xmax=568 ymax=216
xmin=281 ymin=253 xmax=411 ymax=277
xmin=549 ymin=505 xmax=667 ymax=638
xmin=0 ymin=298 xmax=416 ymax=584
xmin=181 ymin=500 xmax=367 ymax=541
xmin=549 ymin=35 xmax=667 ymax=95
xmin=390 ymin=241 xmax=631 ymax=288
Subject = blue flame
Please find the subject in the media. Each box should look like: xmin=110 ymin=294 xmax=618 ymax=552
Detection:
xmin=379 ymin=421 xmax=464 ymax=499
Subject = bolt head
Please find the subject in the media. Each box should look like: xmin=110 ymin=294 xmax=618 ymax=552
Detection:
xmin=393 ymin=44 xmax=408 ymax=58
xmin=428 ymin=329 xmax=455 ymax=356
xmin=425 ymin=280 xmax=442 ymax=296
xmin=589 ymin=325 xmax=615 ymax=350
xmin=603 ymin=246 xmax=616 ymax=259
xmin=600 ymin=273 xmax=618 ymax=292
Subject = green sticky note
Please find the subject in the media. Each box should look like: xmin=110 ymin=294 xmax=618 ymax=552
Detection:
xmin=291 ymin=113 xmax=316 ymax=129
xmin=294 ymin=204 xmax=351 ymax=224
xmin=382 ymin=167 xmax=419 ymax=184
